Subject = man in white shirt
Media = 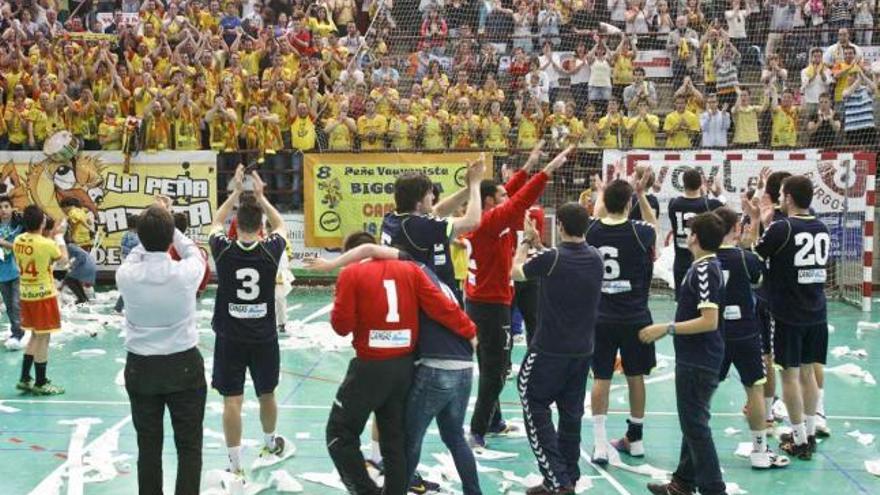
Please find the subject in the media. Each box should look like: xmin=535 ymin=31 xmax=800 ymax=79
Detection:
xmin=116 ymin=198 xmax=207 ymax=495
xmin=801 ymin=48 xmax=833 ymax=120
xmin=700 ymin=93 xmax=732 ymax=147
xmin=623 ymin=67 xmax=658 ymax=115
xmin=340 ymin=22 xmax=365 ymax=53
xmin=823 ymin=28 xmax=863 ymax=65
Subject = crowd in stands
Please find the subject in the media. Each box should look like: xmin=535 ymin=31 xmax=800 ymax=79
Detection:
xmin=0 ymin=0 xmax=878 ymax=160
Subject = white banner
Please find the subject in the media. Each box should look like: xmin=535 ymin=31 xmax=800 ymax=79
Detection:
xmin=602 ymin=149 xmax=873 ymax=256
xmin=633 ymin=49 xmax=673 ymax=78
xmin=282 ymin=213 xmax=339 ymax=273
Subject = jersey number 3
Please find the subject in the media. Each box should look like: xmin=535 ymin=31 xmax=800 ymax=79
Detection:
xmin=236 ymin=268 xmax=261 ymax=301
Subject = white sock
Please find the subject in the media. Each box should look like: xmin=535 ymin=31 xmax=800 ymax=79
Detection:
xmin=370 ymin=440 xmax=382 ymax=463
xmin=228 ymin=446 xmax=242 ymax=471
xmin=628 ymin=416 xmax=644 ymax=425
xmin=751 ymin=429 xmax=767 ymax=452
xmin=593 ymin=415 xmax=608 ymax=446
xmin=817 ymin=388 xmax=826 ymax=416
xmin=264 ymin=432 xmax=276 ymax=450
xmin=805 ymin=415 xmax=816 ymax=437
xmin=764 ymin=397 xmax=775 ymax=421
xmin=792 ymin=422 xmax=807 ymax=445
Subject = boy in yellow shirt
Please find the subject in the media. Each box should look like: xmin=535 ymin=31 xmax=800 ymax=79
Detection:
xmin=357 ymin=99 xmax=388 ymax=150
xmin=14 ymin=205 xmax=69 ymax=395
xmin=626 ymin=100 xmax=661 ymax=148
xmin=60 ymin=198 xmax=93 ymax=250
xmin=770 ymin=88 xmax=799 ymax=147
xmin=663 ymin=96 xmax=700 ymax=148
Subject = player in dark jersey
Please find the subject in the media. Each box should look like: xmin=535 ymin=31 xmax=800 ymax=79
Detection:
xmin=752 ymin=175 xmax=830 ymax=461
xmin=209 ymin=165 xmax=290 ymax=483
xmin=714 ymin=207 xmax=789 ymax=469
xmin=640 ymin=212 xmax=727 ymax=495
xmin=667 ymin=168 xmax=725 ymax=299
xmin=585 ymin=176 xmax=658 ymax=465
xmin=512 ymin=202 xmax=604 ymax=495
xmin=381 ymin=157 xmax=486 ymax=294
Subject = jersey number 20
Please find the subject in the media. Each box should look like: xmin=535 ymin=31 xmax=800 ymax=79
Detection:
xmin=794 ymin=232 xmax=830 ymax=267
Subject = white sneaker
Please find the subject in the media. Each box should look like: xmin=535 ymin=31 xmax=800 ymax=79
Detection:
xmin=592 ymin=443 xmax=609 ymax=465
xmin=815 ymin=414 xmax=831 ymax=438
xmin=223 ymin=469 xmax=246 ymax=495
xmin=4 ymin=336 xmax=24 ymax=351
xmin=611 ymin=436 xmax=645 ymax=457
xmin=750 ymin=448 xmax=790 ymax=469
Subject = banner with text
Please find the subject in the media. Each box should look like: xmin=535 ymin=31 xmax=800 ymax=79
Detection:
xmin=0 ymin=151 xmax=217 ymax=270
xmin=303 ymin=152 xmax=486 ymax=248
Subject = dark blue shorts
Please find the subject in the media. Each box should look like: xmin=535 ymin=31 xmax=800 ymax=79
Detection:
xmin=755 ymin=299 xmax=773 ymax=356
xmin=591 ymin=322 xmax=656 ymax=380
xmin=211 ymin=336 xmax=280 ymax=397
xmin=719 ymin=334 xmax=766 ymax=387
xmin=773 ymin=320 xmax=828 ymax=369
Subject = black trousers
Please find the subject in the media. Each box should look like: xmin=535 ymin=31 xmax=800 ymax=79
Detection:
xmin=467 ymin=301 xmax=512 ymax=436
xmin=125 ymin=347 xmax=206 ymax=495
xmin=513 ymin=280 xmax=539 ymax=346
xmin=327 ymin=355 xmax=414 ymax=495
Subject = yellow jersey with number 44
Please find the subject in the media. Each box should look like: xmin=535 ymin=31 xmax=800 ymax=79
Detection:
xmin=14 ymin=233 xmax=61 ymax=301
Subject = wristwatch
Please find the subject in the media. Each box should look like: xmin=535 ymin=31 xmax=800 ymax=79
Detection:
xmin=666 ymin=323 xmax=676 ymax=336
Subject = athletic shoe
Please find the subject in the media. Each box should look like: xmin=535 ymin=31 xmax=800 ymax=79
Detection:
xmin=277 ymin=325 xmax=286 ymax=334
xmin=4 ymin=336 xmax=24 ymax=351
xmin=779 ymin=432 xmax=817 ymax=453
xmin=750 ymin=448 xmax=790 ymax=469
xmin=525 ymin=483 xmax=574 ymax=494
xmin=611 ymin=436 xmax=645 ymax=457
xmin=468 ymin=433 xmax=486 ymax=450
xmin=815 ymin=414 xmax=831 ymax=438
xmin=487 ymin=421 xmax=520 ymax=437
xmin=224 ymin=469 xmax=246 ymax=495
xmin=779 ymin=437 xmax=812 ymax=460
xmin=259 ymin=435 xmax=286 ymax=458
xmin=591 ymin=443 xmax=609 ymax=466
xmin=647 ymin=480 xmax=695 ymax=495
xmin=31 ymin=382 xmax=65 ymax=396
xmin=15 ymin=379 xmax=32 ymax=392
xmin=409 ymin=473 xmax=440 ymax=493
xmin=771 ymin=397 xmax=788 ymax=421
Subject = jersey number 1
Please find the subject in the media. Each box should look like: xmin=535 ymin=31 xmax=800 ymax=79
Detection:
xmin=383 ymin=280 xmax=400 ymax=323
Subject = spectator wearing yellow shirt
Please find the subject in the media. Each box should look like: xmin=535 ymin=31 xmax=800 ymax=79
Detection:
xmin=626 ymin=100 xmax=661 ymax=148
xmin=206 ymin=97 xmax=240 ymax=152
xmin=515 ymin=96 xmax=544 ymax=149
xmin=172 ymin=93 xmax=203 ymax=151
xmin=142 ymin=97 xmax=173 ymax=152
xmin=597 ymin=99 xmax=626 ymax=149
xmin=447 ymin=71 xmax=477 ymax=103
xmin=674 ymin=76 xmax=705 ymax=116
xmin=98 ymin=105 xmax=125 ymax=150
xmin=370 ymin=76 xmax=400 ymax=118
xmin=388 ymin=99 xmax=420 ymax=150
xmin=421 ymin=96 xmax=449 ymax=150
xmin=663 ymin=96 xmax=700 ymax=148
xmin=60 ymin=198 xmax=94 ymax=250
xmin=357 ymin=99 xmax=387 ymax=151
xmin=422 ymin=61 xmax=450 ymax=99
xmin=732 ymin=87 xmax=766 ymax=147
xmin=770 ymin=88 xmax=799 ymax=147
xmin=325 ymin=102 xmax=358 ymax=151
xmin=832 ymin=46 xmax=860 ymax=106
xmin=572 ymin=103 xmax=600 ymax=148
xmin=4 ymin=85 xmax=34 ymax=150
xmin=482 ymin=101 xmax=511 ymax=152
xmin=449 ymin=98 xmax=481 ymax=149
xmin=290 ymin=102 xmax=317 ymax=151
xmin=308 ymin=5 xmax=338 ymax=37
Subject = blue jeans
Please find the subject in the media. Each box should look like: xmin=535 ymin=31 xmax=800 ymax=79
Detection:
xmin=405 ymin=365 xmax=481 ymax=495
xmin=672 ymin=364 xmax=726 ymax=495
xmin=0 ymin=279 xmax=22 ymax=339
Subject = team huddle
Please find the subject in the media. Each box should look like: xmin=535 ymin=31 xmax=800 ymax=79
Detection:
xmin=0 ymin=144 xmax=832 ymax=495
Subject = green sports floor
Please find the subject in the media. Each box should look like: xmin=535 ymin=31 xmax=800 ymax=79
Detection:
xmin=1 ymin=287 xmax=879 ymax=495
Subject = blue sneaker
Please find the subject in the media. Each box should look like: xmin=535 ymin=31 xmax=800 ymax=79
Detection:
xmin=487 ymin=421 xmax=520 ymax=437
xmin=468 ymin=433 xmax=486 ymax=449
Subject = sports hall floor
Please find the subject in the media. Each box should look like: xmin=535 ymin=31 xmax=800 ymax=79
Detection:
xmin=1 ymin=288 xmax=879 ymax=494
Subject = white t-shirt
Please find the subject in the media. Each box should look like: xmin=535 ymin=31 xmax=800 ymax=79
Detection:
xmin=589 ymin=58 xmax=613 ymax=87
xmin=725 ymin=9 xmax=748 ymax=38
xmin=571 ymin=57 xmax=591 ymax=85
xmin=539 ymin=53 xmax=564 ymax=88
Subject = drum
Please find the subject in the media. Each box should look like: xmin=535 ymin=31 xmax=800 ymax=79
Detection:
xmin=43 ymin=131 xmax=81 ymax=163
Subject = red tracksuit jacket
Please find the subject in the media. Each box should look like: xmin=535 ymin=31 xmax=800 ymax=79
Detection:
xmin=465 ymin=170 xmax=549 ymax=305
xmin=331 ymin=258 xmax=476 ymax=360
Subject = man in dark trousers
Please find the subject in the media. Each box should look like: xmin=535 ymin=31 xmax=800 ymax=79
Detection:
xmin=327 ymin=231 xmax=476 ymax=495
xmin=667 ymin=168 xmax=725 ymax=298
xmin=466 ymin=145 xmax=574 ymax=449
xmin=512 ymin=202 xmax=603 ymax=495
xmin=640 ymin=212 xmax=728 ymax=495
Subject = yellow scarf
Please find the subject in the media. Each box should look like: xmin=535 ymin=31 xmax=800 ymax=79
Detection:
xmin=678 ymin=38 xmax=690 ymax=60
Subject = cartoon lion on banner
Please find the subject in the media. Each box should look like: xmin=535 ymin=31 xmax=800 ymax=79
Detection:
xmin=25 ymin=155 xmax=107 ymax=219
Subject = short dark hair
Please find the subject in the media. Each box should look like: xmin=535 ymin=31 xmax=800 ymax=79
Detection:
xmin=44 ymin=216 xmax=55 ymax=233
xmin=690 ymin=212 xmax=725 ymax=252
xmin=713 ymin=206 xmax=739 ymax=234
xmin=236 ymin=198 xmax=264 ymax=234
xmin=782 ymin=175 xmax=814 ymax=209
xmin=480 ymin=179 xmax=500 ymax=206
xmin=126 ymin=214 xmax=138 ymax=230
xmin=633 ymin=67 xmax=646 ymax=76
xmin=342 ymin=231 xmax=375 ymax=252
xmin=137 ymin=206 xmax=175 ymax=252
xmin=0 ymin=195 xmax=12 ymax=208
xmin=59 ymin=197 xmax=81 ymax=209
xmin=682 ymin=168 xmax=703 ymax=192
xmin=22 ymin=205 xmax=46 ymax=232
xmin=603 ymin=179 xmax=634 ymax=214
xmin=766 ymin=171 xmax=792 ymax=204
xmin=173 ymin=212 xmax=189 ymax=233
xmin=556 ymin=202 xmax=590 ymax=237
xmin=394 ymin=173 xmax=433 ymax=212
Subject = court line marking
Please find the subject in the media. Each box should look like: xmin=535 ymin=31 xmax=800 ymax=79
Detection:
xmin=580 ymin=448 xmax=632 ymax=495
xmin=29 ymin=415 xmax=132 ymax=495
xmin=819 ymin=452 xmax=871 ymax=495
xmin=7 ymin=400 xmax=880 ymax=421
